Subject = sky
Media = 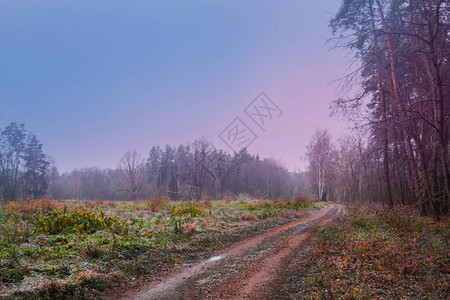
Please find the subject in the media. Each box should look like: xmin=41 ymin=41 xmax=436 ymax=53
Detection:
xmin=0 ymin=0 xmax=351 ymax=172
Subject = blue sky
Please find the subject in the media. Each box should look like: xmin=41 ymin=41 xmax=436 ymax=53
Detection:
xmin=0 ymin=0 xmax=350 ymax=172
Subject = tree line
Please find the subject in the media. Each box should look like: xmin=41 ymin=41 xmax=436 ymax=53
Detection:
xmin=49 ymin=138 xmax=301 ymax=201
xmin=327 ymin=0 xmax=449 ymax=218
xmin=0 ymin=123 xmax=307 ymax=202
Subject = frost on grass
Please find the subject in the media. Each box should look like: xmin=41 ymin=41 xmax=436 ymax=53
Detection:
xmin=0 ymin=197 xmax=321 ymax=298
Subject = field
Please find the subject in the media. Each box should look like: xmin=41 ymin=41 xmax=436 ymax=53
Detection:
xmin=0 ymin=195 xmax=322 ymax=299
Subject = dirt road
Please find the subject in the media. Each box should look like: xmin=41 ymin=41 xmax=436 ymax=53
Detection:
xmin=124 ymin=204 xmax=344 ymax=300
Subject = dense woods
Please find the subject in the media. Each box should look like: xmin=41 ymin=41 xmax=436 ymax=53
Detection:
xmin=328 ymin=0 xmax=449 ymax=218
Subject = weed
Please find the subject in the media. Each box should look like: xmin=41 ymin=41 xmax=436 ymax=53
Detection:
xmin=34 ymin=209 xmax=126 ymax=235
xmin=168 ymin=201 xmax=205 ymax=217
xmin=171 ymin=216 xmax=183 ymax=234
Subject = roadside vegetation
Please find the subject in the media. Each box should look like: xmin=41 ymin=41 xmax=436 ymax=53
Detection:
xmin=286 ymin=206 xmax=449 ymax=299
xmin=0 ymin=195 xmax=322 ymax=299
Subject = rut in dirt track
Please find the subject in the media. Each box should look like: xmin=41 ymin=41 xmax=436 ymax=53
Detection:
xmin=126 ymin=203 xmax=344 ymax=300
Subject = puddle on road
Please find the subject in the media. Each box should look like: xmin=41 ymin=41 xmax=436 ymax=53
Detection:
xmin=208 ymin=255 xmax=225 ymax=262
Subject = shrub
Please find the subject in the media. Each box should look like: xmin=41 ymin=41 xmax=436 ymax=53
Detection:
xmin=283 ymin=194 xmax=313 ymax=211
xmin=236 ymin=193 xmax=252 ymax=202
xmin=34 ymin=209 xmax=126 ymax=235
xmin=285 ymin=201 xmax=310 ymax=211
xmin=223 ymin=192 xmax=233 ymax=203
xmin=145 ymin=197 xmax=169 ymax=212
xmin=171 ymin=216 xmax=183 ymax=234
xmin=293 ymin=193 xmax=309 ymax=203
xmin=379 ymin=209 xmax=424 ymax=235
xmin=84 ymin=199 xmax=104 ymax=209
xmin=0 ymin=221 xmax=34 ymax=244
xmin=202 ymin=196 xmax=212 ymax=209
xmin=168 ymin=201 xmax=205 ymax=217
xmin=181 ymin=222 xmax=198 ymax=235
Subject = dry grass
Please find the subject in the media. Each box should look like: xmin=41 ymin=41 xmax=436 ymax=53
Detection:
xmin=3 ymin=198 xmax=59 ymax=215
xmin=285 ymin=207 xmax=450 ymax=299
xmin=181 ymin=222 xmax=198 ymax=235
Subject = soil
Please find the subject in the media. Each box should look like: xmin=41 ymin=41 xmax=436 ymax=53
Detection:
xmin=117 ymin=203 xmax=344 ymax=300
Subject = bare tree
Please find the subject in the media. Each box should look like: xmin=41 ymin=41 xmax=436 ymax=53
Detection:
xmin=306 ymin=129 xmax=336 ymax=201
xmin=119 ymin=150 xmax=145 ymax=200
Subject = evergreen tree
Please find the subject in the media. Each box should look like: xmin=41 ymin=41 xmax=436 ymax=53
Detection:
xmin=23 ymin=134 xmax=49 ymax=199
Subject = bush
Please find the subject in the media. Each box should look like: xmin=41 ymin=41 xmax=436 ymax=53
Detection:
xmin=145 ymin=197 xmax=170 ymax=212
xmin=202 ymin=196 xmax=212 ymax=209
xmin=0 ymin=221 xmax=34 ymax=244
xmin=293 ymin=193 xmax=309 ymax=203
xmin=236 ymin=193 xmax=253 ymax=202
xmin=181 ymin=222 xmax=197 ymax=235
xmin=268 ymin=194 xmax=314 ymax=211
xmin=34 ymin=209 xmax=126 ymax=235
xmin=168 ymin=201 xmax=205 ymax=217
xmin=285 ymin=200 xmax=310 ymax=211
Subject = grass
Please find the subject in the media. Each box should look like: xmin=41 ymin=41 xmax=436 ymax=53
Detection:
xmin=0 ymin=196 xmax=322 ymax=299
xmin=285 ymin=206 xmax=449 ymax=299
